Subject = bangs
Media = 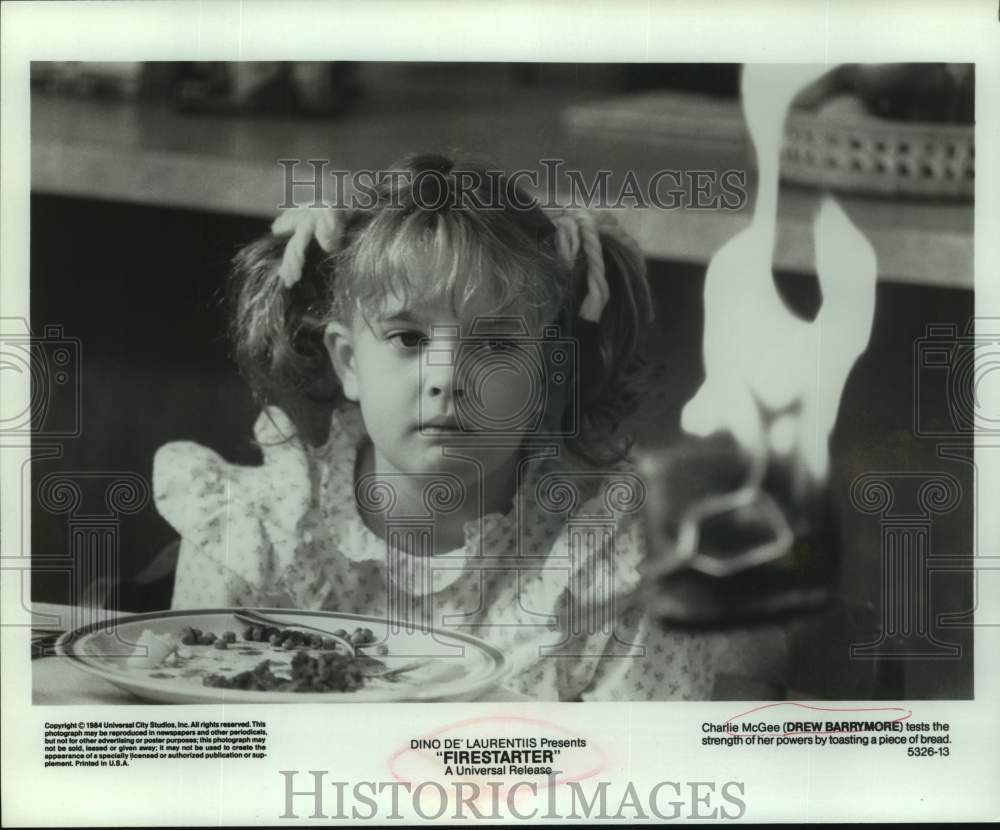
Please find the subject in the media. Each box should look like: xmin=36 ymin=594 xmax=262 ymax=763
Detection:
xmin=338 ymin=206 xmax=567 ymax=330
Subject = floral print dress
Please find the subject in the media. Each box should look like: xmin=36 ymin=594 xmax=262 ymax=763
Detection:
xmin=154 ymin=406 xmax=777 ymax=700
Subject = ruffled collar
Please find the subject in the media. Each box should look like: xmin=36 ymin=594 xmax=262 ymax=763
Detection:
xmin=316 ymin=406 xmax=561 ymax=595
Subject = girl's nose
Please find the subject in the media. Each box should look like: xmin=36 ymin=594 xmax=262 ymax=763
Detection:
xmin=427 ymin=369 xmax=465 ymax=400
xmin=422 ymin=341 xmax=465 ymax=401
xmin=429 ymin=382 xmax=464 ymax=399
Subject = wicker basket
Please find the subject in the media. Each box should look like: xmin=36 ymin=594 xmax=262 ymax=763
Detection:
xmin=781 ymin=110 xmax=974 ymax=200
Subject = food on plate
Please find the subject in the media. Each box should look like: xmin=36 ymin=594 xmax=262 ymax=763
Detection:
xmin=116 ymin=618 xmax=392 ymax=693
xmin=202 ymin=651 xmax=367 ymax=692
xmin=178 ymin=621 xmax=377 ymax=654
xmin=63 ymin=611 xmax=506 ymax=704
xmin=349 ymin=627 xmax=376 ymax=646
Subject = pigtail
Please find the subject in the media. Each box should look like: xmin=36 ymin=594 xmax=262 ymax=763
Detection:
xmin=227 ymin=230 xmax=342 ymax=446
xmin=567 ymin=225 xmax=655 ymax=466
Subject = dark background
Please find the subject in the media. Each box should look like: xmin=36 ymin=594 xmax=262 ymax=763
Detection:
xmin=29 ymin=192 xmax=974 ymax=698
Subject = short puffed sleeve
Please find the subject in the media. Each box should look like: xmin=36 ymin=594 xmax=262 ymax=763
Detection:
xmin=152 ymin=407 xmax=313 ymax=608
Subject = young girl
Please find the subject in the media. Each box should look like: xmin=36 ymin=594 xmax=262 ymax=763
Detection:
xmin=153 ymin=153 xmax=744 ymax=701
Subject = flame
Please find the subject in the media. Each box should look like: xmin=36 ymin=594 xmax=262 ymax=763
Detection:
xmin=681 ymin=64 xmax=878 ymax=489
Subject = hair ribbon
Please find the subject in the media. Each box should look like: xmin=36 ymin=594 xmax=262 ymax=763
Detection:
xmin=550 ymin=208 xmax=641 ymax=323
xmin=272 ymin=204 xmax=643 ymax=326
xmin=271 ymin=206 xmax=346 ymax=288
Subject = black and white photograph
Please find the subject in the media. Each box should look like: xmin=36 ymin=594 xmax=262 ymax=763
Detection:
xmin=3 ymin=1 xmax=999 ymax=825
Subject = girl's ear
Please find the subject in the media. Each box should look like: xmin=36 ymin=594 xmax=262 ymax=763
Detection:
xmin=324 ymin=321 xmax=360 ymax=401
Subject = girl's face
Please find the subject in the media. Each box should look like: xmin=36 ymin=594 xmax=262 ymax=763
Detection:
xmin=325 ymin=290 xmax=546 ymax=482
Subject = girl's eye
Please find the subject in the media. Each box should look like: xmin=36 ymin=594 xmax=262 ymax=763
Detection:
xmin=387 ymin=331 xmax=425 ymax=350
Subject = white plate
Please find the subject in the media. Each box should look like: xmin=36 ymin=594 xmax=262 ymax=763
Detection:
xmin=55 ymin=608 xmax=508 ymax=703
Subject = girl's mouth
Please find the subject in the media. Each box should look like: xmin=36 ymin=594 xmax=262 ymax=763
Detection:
xmin=419 ymin=418 xmax=477 ymax=436
xmin=420 ymin=416 xmax=462 ymax=430
xmin=420 ymin=424 xmax=466 ymax=434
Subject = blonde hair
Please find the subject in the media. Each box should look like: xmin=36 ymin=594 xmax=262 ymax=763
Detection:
xmin=228 ymin=152 xmax=653 ymax=464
